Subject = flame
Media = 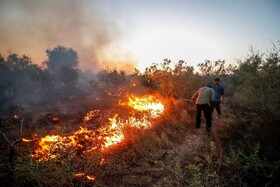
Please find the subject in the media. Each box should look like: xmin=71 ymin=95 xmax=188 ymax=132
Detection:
xmin=74 ymin=127 xmax=93 ymax=134
xmin=52 ymin=117 xmax=60 ymax=121
xmin=12 ymin=114 xmax=19 ymax=119
xmin=100 ymin=114 xmax=125 ymax=149
xmin=22 ymin=138 xmax=36 ymax=142
xmin=83 ymin=110 xmax=100 ymax=122
xmin=75 ymin=173 xmax=85 ymax=177
xmin=128 ymin=96 xmax=164 ymax=118
xmin=75 ymin=172 xmax=96 ymax=181
xmin=86 ymin=175 xmax=96 ymax=181
xmin=23 ymin=95 xmax=165 ymax=161
xmin=100 ymin=158 xmax=106 ymax=165
xmin=30 ymin=127 xmax=95 ymax=161
xmin=127 ymin=116 xmax=151 ymax=129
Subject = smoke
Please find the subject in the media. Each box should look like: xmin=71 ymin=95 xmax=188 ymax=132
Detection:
xmin=0 ymin=0 xmax=136 ymax=72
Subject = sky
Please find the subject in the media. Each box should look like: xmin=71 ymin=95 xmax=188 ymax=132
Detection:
xmin=0 ymin=0 xmax=279 ymax=72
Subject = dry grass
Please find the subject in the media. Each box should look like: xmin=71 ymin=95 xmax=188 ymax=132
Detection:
xmin=1 ymin=101 xmax=279 ymax=186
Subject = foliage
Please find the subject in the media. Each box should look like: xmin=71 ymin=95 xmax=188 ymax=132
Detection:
xmin=44 ymin=46 xmax=78 ymax=70
xmin=97 ymin=69 xmax=126 ymax=88
xmin=44 ymin=45 xmax=79 ymax=84
xmin=1 ymin=43 xmax=280 ymax=186
xmin=142 ymin=59 xmax=199 ymax=99
xmin=0 ymin=53 xmax=47 ymax=115
xmin=232 ymin=44 xmax=280 ymax=160
xmin=184 ymin=142 xmax=279 ymax=186
xmin=234 ymin=46 xmax=280 ymax=119
xmin=198 ymin=59 xmax=237 ymax=76
xmin=12 ymin=157 xmax=75 ymax=187
xmin=0 ymin=46 xmax=94 ymax=115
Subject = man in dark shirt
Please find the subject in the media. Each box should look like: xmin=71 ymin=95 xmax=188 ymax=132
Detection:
xmin=211 ymin=78 xmax=224 ymax=117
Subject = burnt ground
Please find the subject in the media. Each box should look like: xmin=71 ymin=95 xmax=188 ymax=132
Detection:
xmin=0 ymin=105 xmax=233 ymax=187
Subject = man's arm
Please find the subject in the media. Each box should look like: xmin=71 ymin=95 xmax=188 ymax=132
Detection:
xmin=181 ymin=99 xmax=193 ymax=102
xmin=191 ymin=90 xmax=199 ymax=102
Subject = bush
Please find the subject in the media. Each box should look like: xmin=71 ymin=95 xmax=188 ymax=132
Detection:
xmin=233 ymin=45 xmax=280 ymax=160
xmin=183 ymin=142 xmax=279 ymax=186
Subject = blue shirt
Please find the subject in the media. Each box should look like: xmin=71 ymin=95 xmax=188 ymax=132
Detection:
xmin=212 ymin=85 xmax=224 ymax=102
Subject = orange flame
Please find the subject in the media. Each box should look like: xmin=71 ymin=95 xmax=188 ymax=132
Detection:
xmin=128 ymin=96 xmax=164 ymax=118
xmin=22 ymin=138 xmax=36 ymax=142
xmin=52 ymin=117 xmax=60 ymax=121
xmin=23 ymin=95 xmax=165 ymax=161
xmin=83 ymin=110 xmax=100 ymax=122
xmin=75 ymin=172 xmax=85 ymax=177
xmin=100 ymin=158 xmax=106 ymax=165
xmin=99 ymin=114 xmax=125 ymax=149
xmin=13 ymin=114 xmax=19 ymax=119
xmin=86 ymin=175 xmax=96 ymax=181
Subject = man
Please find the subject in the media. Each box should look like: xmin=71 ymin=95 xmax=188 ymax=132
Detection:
xmin=211 ymin=78 xmax=225 ymax=117
xmin=191 ymin=86 xmax=214 ymax=132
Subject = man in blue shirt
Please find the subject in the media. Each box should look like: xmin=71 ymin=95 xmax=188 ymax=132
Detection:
xmin=211 ymin=78 xmax=224 ymax=117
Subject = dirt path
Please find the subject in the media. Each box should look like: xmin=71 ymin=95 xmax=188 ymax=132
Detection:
xmin=168 ymin=128 xmax=208 ymax=165
xmin=114 ymin=126 xmax=210 ymax=187
xmin=113 ymin=114 xmax=233 ymax=187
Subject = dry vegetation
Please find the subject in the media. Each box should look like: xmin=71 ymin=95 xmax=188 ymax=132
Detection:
xmin=0 ymin=44 xmax=280 ymax=186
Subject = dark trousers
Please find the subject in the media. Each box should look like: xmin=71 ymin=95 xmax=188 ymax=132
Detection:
xmin=196 ymin=104 xmax=212 ymax=130
xmin=211 ymin=101 xmax=221 ymax=115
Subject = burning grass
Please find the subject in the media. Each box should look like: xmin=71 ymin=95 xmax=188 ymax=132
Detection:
xmin=15 ymin=95 xmax=167 ymax=184
xmin=3 ymin=96 xmax=278 ymax=186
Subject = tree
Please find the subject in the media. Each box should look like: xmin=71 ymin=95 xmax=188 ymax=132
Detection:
xmin=198 ymin=59 xmax=236 ymax=76
xmin=235 ymin=47 xmax=280 ymax=119
xmin=44 ymin=45 xmax=79 ymax=84
xmin=0 ymin=53 xmax=46 ymax=115
xmin=143 ymin=59 xmax=196 ymax=97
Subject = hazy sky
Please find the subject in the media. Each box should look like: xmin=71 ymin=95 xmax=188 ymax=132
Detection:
xmin=0 ymin=0 xmax=279 ymax=71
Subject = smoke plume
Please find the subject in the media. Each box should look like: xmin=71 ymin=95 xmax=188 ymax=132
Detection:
xmin=0 ymin=0 xmax=136 ymax=72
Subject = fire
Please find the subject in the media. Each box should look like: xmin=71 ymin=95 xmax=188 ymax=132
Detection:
xmin=22 ymin=138 xmax=36 ymax=142
xmin=100 ymin=114 xmax=125 ymax=149
xmin=33 ymin=135 xmax=72 ymax=160
xmin=99 ymin=95 xmax=164 ymax=148
xmin=83 ymin=110 xmax=100 ymax=122
xmin=52 ymin=117 xmax=60 ymax=121
xmin=33 ymin=127 xmax=98 ymax=161
xmin=12 ymin=114 xmax=19 ymax=119
xmin=100 ymin=158 xmax=106 ymax=165
xmin=75 ymin=173 xmax=96 ymax=181
xmin=75 ymin=173 xmax=85 ymax=177
xmin=23 ymin=95 xmax=165 ymax=161
xmin=128 ymin=96 xmax=164 ymax=118
xmin=86 ymin=175 xmax=96 ymax=181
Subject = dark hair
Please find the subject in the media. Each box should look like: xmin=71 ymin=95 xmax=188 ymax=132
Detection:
xmin=214 ymin=78 xmax=220 ymax=81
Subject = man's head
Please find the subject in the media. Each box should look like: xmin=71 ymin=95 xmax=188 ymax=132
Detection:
xmin=214 ymin=78 xmax=220 ymax=86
